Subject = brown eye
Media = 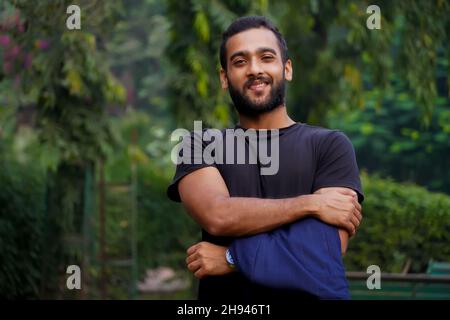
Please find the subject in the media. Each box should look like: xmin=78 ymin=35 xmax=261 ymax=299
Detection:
xmin=262 ymin=55 xmax=274 ymax=61
xmin=233 ymin=59 xmax=245 ymax=65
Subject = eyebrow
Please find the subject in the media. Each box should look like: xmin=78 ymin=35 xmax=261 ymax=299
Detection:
xmin=229 ymin=47 xmax=278 ymax=62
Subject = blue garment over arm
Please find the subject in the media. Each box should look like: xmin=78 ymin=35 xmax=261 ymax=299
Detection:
xmin=229 ymin=127 xmax=362 ymax=299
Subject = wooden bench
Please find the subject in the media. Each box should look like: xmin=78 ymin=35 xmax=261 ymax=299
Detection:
xmin=347 ymin=261 xmax=450 ymax=300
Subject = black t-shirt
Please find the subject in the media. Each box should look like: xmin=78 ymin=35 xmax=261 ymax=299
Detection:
xmin=167 ymin=122 xmax=364 ymax=301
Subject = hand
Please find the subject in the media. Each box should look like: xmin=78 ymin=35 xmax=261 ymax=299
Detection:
xmin=312 ymin=187 xmax=362 ymax=236
xmin=186 ymin=241 xmax=235 ymax=279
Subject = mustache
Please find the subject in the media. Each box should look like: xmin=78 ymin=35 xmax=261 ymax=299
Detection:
xmin=244 ymin=76 xmax=272 ymax=89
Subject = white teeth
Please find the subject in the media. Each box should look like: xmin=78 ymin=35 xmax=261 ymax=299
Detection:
xmin=250 ymin=82 xmax=265 ymax=88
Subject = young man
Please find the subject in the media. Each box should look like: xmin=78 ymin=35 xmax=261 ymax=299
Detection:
xmin=167 ymin=16 xmax=363 ymax=301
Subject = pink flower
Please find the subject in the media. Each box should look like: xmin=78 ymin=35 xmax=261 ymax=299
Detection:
xmin=4 ymin=45 xmax=20 ymax=61
xmin=35 ymin=39 xmax=50 ymax=50
xmin=0 ymin=34 xmax=10 ymax=47
xmin=10 ymin=45 xmax=20 ymax=56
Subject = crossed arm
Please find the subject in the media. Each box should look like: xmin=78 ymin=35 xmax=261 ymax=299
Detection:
xmin=179 ymin=166 xmax=362 ymax=279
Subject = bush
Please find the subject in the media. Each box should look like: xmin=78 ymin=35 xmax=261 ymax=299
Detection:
xmin=137 ymin=164 xmax=200 ymax=272
xmin=0 ymin=158 xmax=46 ymax=299
xmin=344 ymin=172 xmax=450 ymax=273
xmin=103 ymin=110 xmax=200 ymax=277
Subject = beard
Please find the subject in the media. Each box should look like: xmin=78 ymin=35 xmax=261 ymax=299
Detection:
xmin=228 ymin=74 xmax=286 ymax=117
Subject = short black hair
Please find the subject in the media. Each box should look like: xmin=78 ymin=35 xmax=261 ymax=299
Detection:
xmin=219 ymin=16 xmax=289 ymax=70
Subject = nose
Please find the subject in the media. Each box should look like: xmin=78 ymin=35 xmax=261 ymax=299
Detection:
xmin=246 ymin=57 xmax=264 ymax=77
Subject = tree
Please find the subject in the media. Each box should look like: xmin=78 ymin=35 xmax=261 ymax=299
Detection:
xmin=165 ymin=0 xmax=449 ymax=127
xmin=328 ymin=68 xmax=450 ymax=194
xmin=0 ymin=0 xmax=125 ymax=297
xmin=165 ymin=0 xmax=270 ymax=128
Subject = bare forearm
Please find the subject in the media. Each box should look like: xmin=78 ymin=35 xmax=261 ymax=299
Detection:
xmin=208 ymin=194 xmax=318 ymax=237
xmin=338 ymin=229 xmax=349 ymax=255
xmin=179 ymin=167 xmax=361 ymax=239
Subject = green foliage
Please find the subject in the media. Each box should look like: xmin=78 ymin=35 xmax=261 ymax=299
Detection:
xmin=0 ymin=156 xmax=46 ymax=299
xmin=394 ymin=1 xmax=449 ymax=125
xmin=105 ymin=110 xmax=175 ymax=179
xmin=2 ymin=0 xmax=125 ymax=167
xmin=327 ymin=64 xmax=450 ymax=194
xmin=164 ymin=1 xmax=449 ymax=127
xmin=105 ymin=0 xmax=172 ymax=119
xmin=344 ymin=172 xmax=450 ymax=273
xmin=103 ymin=110 xmax=199 ymax=274
xmin=1 ymin=0 xmax=126 ymax=298
xmin=273 ymin=0 xmax=449 ymax=125
xmin=137 ymin=166 xmax=199 ymax=272
xmin=166 ymin=0 xmax=262 ymax=128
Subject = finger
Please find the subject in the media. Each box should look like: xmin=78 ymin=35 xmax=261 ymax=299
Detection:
xmin=336 ymin=188 xmax=357 ymax=197
xmin=354 ymin=208 xmax=363 ymax=223
xmin=187 ymin=243 xmax=199 ymax=255
xmin=194 ymin=267 xmax=204 ymax=279
xmin=351 ymin=215 xmax=360 ymax=229
xmin=353 ymin=198 xmax=362 ymax=212
xmin=345 ymin=221 xmax=356 ymax=236
xmin=339 ymin=194 xmax=356 ymax=204
xmin=351 ymin=199 xmax=362 ymax=217
xmin=186 ymin=252 xmax=198 ymax=265
xmin=187 ymin=260 xmax=201 ymax=273
xmin=344 ymin=222 xmax=353 ymax=235
xmin=349 ymin=194 xmax=360 ymax=209
xmin=350 ymin=224 xmax=356 ymax=237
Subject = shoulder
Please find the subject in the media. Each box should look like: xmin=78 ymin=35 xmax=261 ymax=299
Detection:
xmin=300 ymin=124 xmax=351 ymax=147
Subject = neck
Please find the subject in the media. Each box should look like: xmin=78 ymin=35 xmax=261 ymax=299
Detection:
xmin=238 ymin=105 xmax=296 ymax=130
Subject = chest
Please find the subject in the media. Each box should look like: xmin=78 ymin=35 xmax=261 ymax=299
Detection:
xmin=217 ymin=140 xmax=317 ymax=198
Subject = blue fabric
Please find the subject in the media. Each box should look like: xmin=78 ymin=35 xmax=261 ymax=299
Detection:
xmin=229 ymin=217 xmax=350 ymax=299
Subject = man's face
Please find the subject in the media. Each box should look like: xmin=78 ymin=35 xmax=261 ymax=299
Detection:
xmin=220 ymin=28 xmax=292 ymax=116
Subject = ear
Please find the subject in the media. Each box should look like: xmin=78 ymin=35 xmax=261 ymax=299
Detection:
xmin=284 ymin=59 xmax=293 ymax=82
xmin=220 ymin=68 xmax=228 ymax=89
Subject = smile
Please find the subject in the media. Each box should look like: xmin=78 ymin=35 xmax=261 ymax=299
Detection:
xmin=247 ymin=80 xmax=270 ymax=92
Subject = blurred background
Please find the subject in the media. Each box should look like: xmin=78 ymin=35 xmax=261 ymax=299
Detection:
xmin=0 ymin=0 xmax=449 ymax=299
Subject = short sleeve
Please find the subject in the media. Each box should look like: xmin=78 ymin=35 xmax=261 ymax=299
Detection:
xmin=312 ymin=130 xmax=364 ymax=203
xmin=167 ymin=130 xmax=218 ymax=202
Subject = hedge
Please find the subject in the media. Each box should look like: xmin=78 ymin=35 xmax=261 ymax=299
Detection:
xmin=0 ymin=159 xmax=46 ymax=299
xmin=344 ymin=172 xmax=450 ymax=273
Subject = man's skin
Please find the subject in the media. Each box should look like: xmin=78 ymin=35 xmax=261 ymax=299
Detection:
xmin=178 ymin=27 xmax=362 ymax=280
